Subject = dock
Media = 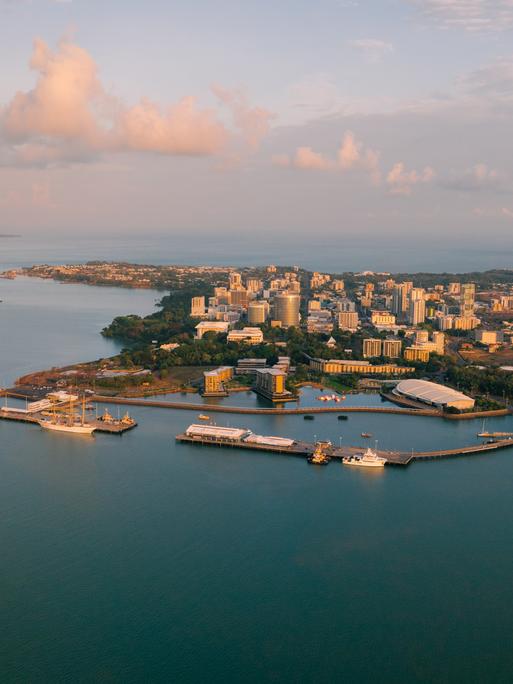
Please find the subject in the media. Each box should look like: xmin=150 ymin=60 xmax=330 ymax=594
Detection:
xmin=0 ymin=408 xmax=137 ymax=434
xmin=176 ymin=432 xmax=513 ymax=466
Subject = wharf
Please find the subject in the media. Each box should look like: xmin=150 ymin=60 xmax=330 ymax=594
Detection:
xmin=0 ymin=408 xmax=137 ymax=434
xmin=176 ymin=433 xmax=513 ymax=466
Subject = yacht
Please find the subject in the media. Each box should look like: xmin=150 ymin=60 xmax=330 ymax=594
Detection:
xmin=343 ymin=448 xmax=386 ymax=468
xmin=39 ymin=419 xmax=95 ymax=435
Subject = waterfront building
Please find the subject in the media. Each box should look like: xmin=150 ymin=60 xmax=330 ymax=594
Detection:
xmin=383 ymin=338 xmax=402 ymax=359
xmin=247 ymin=301 xmax=268 ymax=324
xmin=191 ymin=296 xmax=206 ymax=317
xmin=338 ymin=311 xmax=359 ymax=332
xmin=227 ymin=328 xmax=264 ymax=345
xmin=203 ymin=366 xmax=234 ymax=396
xmin=254 ymin=368 xmax=292 ymax=402
xmin=273 ymin=293 xmax=300 ymax=328
xmin=310 ymin=358 xmax=413 ymax=375
xmin=363 ymin=338 xmax=383 ymax=358
xmin=195 ymin=321 xmax=230 ymax=339
xmin=393 ymin=379 xmax=474 ymax=410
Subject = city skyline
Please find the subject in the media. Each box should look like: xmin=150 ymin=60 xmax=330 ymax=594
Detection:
xmin=1 ymin=0 xmax=513 ymax=248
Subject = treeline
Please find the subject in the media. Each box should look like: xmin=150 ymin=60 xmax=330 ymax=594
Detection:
xmin=446 ymin=365 xmax=513 ymax=399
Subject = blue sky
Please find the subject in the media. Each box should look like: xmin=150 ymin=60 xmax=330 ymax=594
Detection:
xmin=1 ymin=0 xmax=513 ymax=246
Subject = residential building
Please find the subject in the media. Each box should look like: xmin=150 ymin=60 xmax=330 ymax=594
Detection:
xmin=310 ymin=358 xmax=413 ymax=375
xmin=363 ymin=338 xmax=383 ymax=358
xmin=254 ymin=368 xmax=293 ymax=402
xmin=235 ymin=358 xmax=268 ymax=375
xmin=371 ymin=311 xmax=396 ymax=326
xmin=338 ymin=311 xmax=359 ymax=331
xmin=460 ymin=283 xmax=476 ymax=317
xmin=404 ymin=346 xmax=430 ymax=362
xmin=203 ymin=366 xmax=234 ymax=396
xmin=191 ymin=296 xmax=206 ymax=317
xmin=383 ymin=338 xmax=402 ymax=359
xmin=475 ymin=330 xmax=504 ymax=345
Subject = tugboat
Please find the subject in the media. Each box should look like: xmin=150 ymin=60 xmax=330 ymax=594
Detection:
xmin=303 ymin=414 xmax=315 ymax=420
xmin=307 ymin=441 xmax=331 ymax=465
xmin=343 ymin=447 xmax=386 ymax=468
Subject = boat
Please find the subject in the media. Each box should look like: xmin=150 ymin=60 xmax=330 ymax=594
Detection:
xmin=198 ymin=414 xmax=210 ymax=421
xmin=478 ymin=432 xmax=513 ymax=438
xmin=303 ymin=414 xmax=315 ymax=420
xmin=337 ymin=415 xmax=348 ymax=420
xmin=343 ymin=447 xmax=386 ymax=468
xmin=361 ymin=432 xmax=372 ymax=438
xmin=307 ymin=441 xmax=331 ymax=465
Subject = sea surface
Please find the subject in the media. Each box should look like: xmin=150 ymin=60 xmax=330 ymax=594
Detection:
xmin=2 ymin=233 xmax=513 ymax=272
xmin=2 ymin=276 xmax=513 ymax=682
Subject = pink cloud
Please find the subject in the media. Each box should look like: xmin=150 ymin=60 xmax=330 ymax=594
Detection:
xmin=386 ymin=162 xmax=435 ymax=195
xmin=1 ymin=39 xmax=270 ymax=165
xmin=294 ymin=146 xmax=333 ymax=170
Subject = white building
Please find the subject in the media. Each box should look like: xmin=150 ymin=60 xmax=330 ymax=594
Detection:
xmin=227 ymin=327 xmax=264 ymax=344
xmin=195 ymin=321 xmax=230 ymax=339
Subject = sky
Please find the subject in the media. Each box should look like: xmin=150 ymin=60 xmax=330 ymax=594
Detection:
xmin=1 ymin=0 xmax=513 ymax=248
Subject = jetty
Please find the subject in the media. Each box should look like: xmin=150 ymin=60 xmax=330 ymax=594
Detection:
xmin=176 ymin=425 xmax=513 ymax=466
xmin=0 ymin=407 xmax=137 ymax=434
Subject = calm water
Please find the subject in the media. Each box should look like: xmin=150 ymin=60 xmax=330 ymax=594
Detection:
xmin=2 ymin=278 xmax=513 ymax=682
xmin=2 ymin=233 xmax=513 ymax=272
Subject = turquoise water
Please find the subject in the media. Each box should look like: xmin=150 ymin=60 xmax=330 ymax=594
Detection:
xmin=2 ymin=277 xmax=513 ymax=682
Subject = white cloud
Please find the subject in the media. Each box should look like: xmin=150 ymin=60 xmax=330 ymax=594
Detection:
xmin=442 ymin=163 xmax=502 ymax=190
xmin=408 ymin=0 xmax=513 ymax=33
xmin=349 ymin=39 xmax=394 ymax=63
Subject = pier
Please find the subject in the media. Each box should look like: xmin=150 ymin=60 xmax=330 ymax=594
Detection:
xmin=0 ymin=408 xmax=137 ymax=434
xmin=176 ymin=431 xmax=513 ymax=466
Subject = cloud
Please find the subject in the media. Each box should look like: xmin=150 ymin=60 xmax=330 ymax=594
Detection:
xmin=349 ymin=39 xmax=394 ymax=63
xmin=408 ymin=0 xmax=513 ymax=33
xmin=0 ymin=38 xmax=270 ymax=166
xmin=442 ymin=163 xmax=502 ymax=190
xmin=273 ymin=131 xmax=381 ymax=181
xmin=211 ymin=85 xmax=274 ymax=151
xmin=387 ymin=162 xmax=435 ymax=195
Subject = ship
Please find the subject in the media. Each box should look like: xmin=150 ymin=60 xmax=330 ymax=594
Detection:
xmin=361 ymin=432 xmax=372 ymax=438
xmin=39 ymin=395 xmax=95 ymax=435
xmin=343 ymin=447 xmax=386 ymax=468
xmin=303 ymin=414 xmax=315 ymax=420
xmin=198 ymin=414 xmax=210 ymax=421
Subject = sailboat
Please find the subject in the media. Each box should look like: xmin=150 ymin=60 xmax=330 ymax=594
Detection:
xmin=39 ymin=395 xmax=95 ymax=435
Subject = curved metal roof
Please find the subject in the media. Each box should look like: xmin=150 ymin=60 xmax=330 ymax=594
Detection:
xmin=396 ymin=379 xmax=473 ymax=405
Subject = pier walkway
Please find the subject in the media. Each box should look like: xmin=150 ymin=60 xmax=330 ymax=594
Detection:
xmin=92 ymin=395 xmax=439 ymax=417
xmin=176 ymin=433 xmax=513 ymax=466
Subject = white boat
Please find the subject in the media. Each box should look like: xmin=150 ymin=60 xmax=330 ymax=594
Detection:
xmin=343 ymin=447 xmax=386 ymax=468
xmin=39 ymin=419 xmax=95 ymax=435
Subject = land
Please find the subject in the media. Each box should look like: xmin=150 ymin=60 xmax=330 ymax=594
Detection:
xmin=11 ymin=261 xmax=513 ymax=412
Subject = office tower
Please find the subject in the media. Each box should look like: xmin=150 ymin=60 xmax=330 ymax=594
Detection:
xmin=246 ymin=278 xmax=262 ymax=293
xmin=273 ymin=293 xmax=300 ymax=328
xmin=392 ymin=282 xmax=412 ymax=316
xmin=247 ymin=301 xmax=267 ymax=324
xmin=460 ymin=283 xmax=476 ymax=317
xmin=230 ymin=289 xmax=248 ymax=307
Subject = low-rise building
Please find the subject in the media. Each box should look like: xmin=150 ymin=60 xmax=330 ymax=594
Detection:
xmin=310 ymin=358 xmax=413 ymax=375
xmin=227 ymin=327 xmax=264 ymax=345
xmin=195 ymin=321 xmax=230 ymax=339
xmin=404 ymin=346 xmax=430 ymax=363
xmin=371 ymin=311 xmax=396 ymax=326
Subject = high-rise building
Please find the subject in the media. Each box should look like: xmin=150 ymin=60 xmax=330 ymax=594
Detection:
xmin=448 ymin=282 xmax=461 ymax=296
xmin=332 ymin=279 xmax=345 ymax=291
xmin=273 ymin=293 xmax=300 ymax=328
xmin=408 ymin=289 xmax=426 ymax=325
xmin=246 ymin=278 xmax=262 ymax=293
xmin=247 ymin=301 xmax=268 ymax=324
xmin=363 ymin=338 xmax=383 ymax=358
xmin=190 ymin=296 xmax=206 ymax=317
xmin=230 ymin=289 xmax=248 ymax=307
xmin=392 ymin=282 xmax=412 ymax=316
xmin=460 ymin=283 xmax=476 ymax=317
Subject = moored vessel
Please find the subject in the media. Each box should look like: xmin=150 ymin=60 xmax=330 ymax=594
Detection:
xmin=343 ymin=447 xmax=386 ymax=468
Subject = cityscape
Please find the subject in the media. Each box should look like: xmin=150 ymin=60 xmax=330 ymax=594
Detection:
xmin=3 ymin=0 xmax=513 ymax=682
